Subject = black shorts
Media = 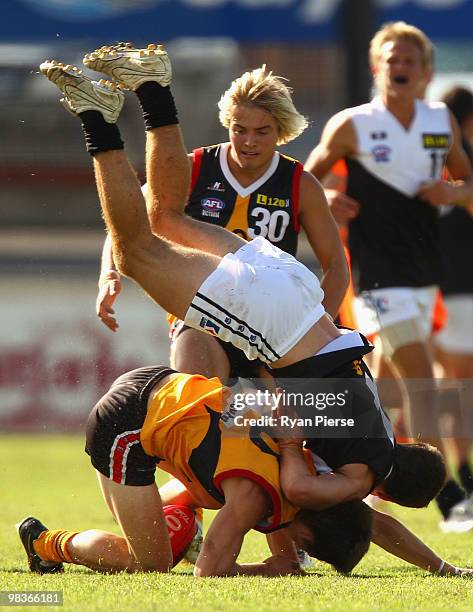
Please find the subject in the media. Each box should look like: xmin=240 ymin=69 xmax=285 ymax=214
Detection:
xmin=85 ymin=366 xmax=175 ymax=486
xmin=172 ymin=322 xmax=265 ymax=380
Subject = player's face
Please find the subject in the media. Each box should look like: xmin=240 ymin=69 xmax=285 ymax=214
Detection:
xmin=228 ymin=105 xmax=279 ymax=174
xmin=373 ymin=39 xmax=432 ymax=100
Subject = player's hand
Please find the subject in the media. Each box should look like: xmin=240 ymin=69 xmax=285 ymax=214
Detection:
xmin=263 ymin=554 xmax=305 ymax=576
xmin=324 ymin=189 xmax=360 ymax=225
xmin=272 ymin=399 xmax=305 ymax=448
xmin=96 ymin=270 xmax=122 ymax=332
xmin=441 ymin=564 xmax=473 ymax=577
xmin=418 ymin=180 xmax=457 ymax=206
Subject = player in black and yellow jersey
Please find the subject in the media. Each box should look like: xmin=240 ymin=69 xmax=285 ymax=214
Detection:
xmin=96 ymin=66 xmax=348 ymax=382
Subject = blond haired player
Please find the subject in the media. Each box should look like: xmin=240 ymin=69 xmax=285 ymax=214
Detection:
xmin=97 ymin=64 xmax=348 ymax=385
xmin=305 ymin=21 xmax=473 ymax=526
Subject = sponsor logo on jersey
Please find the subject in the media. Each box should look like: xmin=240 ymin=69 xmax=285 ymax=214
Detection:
xmin=422 ymin=133 xmax=450 ymax=149
xmin=199 ymin=317 xmax=220 ymax=336
xmin=207 ymin=181 xmax=226 ymax=192
xmin=201 ymin=197 xmax=225 ymax=218
xmin=201 ymin=197 xmax=225 ymax=211
xmin=370 ymin=131 xmax=387 ymax=140
xmin=371 ymin=144 xmax=391 ymax=163
xmin=256 ymin=193 xmax=290 ymax=208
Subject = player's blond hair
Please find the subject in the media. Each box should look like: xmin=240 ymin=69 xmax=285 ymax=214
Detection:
xmin=218 ymin=66 xmax=308 ymax=145
xmin=369 ymin=21 xmax=434 ymax=70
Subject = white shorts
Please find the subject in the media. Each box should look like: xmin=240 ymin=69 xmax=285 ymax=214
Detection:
xmin=435 ymin=295 xmax=473 ymax=354
xmin=184 ymin=237 xmax=325 ymax=364
xmin=353 ymin=286 xmax=437 ymax=357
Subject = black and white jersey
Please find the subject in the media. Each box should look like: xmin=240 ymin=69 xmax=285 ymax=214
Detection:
xmin=344 ymin=97 xmax=452 ymax=292
xmin=274 ymin=330 xmax=395 ymax=486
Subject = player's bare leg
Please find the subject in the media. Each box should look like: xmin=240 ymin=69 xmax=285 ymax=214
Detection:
xmin=83 ymin=42 xmax=245 ymax=255
xmin=17 ymin=475 xmax=172 ymax=573
xmin=39 ymin=60 xmax=224 ymax=320
xmin=390 ymin=341 xmax=441 ymax=449
xmin=68 ymin=474 xmax=172 ymax=572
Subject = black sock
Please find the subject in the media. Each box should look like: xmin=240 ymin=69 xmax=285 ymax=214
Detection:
xmin=435 ymin=479 xmax=466 ymax=519
xmin=79 ymin=111 xmax=124 ymax=156
xmin=135 ymin=82 xmax=178 ymax=130
xmin=459 ymin=461 xmax=473 ymax=495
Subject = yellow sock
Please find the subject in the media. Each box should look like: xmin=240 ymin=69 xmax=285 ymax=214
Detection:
xmin=33 ymin=529 xmax=79 ymax=564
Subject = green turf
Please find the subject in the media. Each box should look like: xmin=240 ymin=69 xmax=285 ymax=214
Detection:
xmin=1 ymin=434 xmax=473 ymax=611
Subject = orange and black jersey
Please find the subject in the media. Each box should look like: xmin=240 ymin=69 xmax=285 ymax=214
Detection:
xmin=140 ymin=372 xmax=297 ymax=533
xmin=186 ymin=142 xmax=303 ymax=256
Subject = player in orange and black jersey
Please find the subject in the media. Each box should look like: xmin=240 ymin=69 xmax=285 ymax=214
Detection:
xmin=186 ymin=142 xmax=302 ymax=255
xmin=19 ymin=364 xmax=373 ymax=577
xmin=20 ymin=363 xmax=471 ymax=578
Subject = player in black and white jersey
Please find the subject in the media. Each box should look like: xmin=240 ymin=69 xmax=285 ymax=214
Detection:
xmin=305 ymin=21 xmax=473 ymax=526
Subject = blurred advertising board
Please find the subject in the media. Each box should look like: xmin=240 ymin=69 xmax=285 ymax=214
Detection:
xmin=0 ymin=275 xmax=170 ymax=431
xmin=3 ymin=0 xmax=473 ymax=43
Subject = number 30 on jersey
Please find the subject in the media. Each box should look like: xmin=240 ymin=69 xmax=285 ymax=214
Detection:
xmin=248 ymin=207 xmax=291 ymax=242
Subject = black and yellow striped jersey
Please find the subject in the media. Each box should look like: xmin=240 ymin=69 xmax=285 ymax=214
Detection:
xmin=186 ymin=142 xmax=303 ymax=256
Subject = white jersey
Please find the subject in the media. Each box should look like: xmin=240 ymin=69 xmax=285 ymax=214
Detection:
xmin=349 ymin=97 xmax=451 ymax=196
xmin=344 ymin=97 xmax=452 ymax=292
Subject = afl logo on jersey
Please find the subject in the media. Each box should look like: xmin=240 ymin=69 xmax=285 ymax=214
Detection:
xmin=371 ymin=145 xmax=391 ymax=163
xmin=201 ymin=197 xmax=225 ymax=218
xmin=201 ymin=198 xmax=225 ymax=211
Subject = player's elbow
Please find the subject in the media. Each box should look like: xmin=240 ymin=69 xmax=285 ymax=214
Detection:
xmin=283 ymin=480 xmax=314 ymax=508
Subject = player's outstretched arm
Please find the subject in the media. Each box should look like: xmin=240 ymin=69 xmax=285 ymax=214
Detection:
xmin=371 ymin=507 xmax=473 ymax=576
xmin=96 ymin=233 xmax=122 ymax=332
xmin=194 ymin=478 xmax=301 ymax=577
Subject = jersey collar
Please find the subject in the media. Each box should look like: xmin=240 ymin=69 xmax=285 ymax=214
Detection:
xmin=220 ymin=142 xmax=280 ymax=198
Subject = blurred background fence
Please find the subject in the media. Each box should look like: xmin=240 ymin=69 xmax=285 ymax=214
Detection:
xmin=1 ymin=0 xmax=473 ymax=430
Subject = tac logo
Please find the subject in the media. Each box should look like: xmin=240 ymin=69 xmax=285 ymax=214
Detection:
xmin=371 ymin=145 xmax=391 ymax=163
xmin=199 ymin=317 xmax=220 ymax=336
xmin=201 ymin=197 xmax=225 ymax=211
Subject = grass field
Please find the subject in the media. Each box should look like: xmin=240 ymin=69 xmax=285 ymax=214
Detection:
xmin=1 ymin=434 xmax=473 ymax=611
